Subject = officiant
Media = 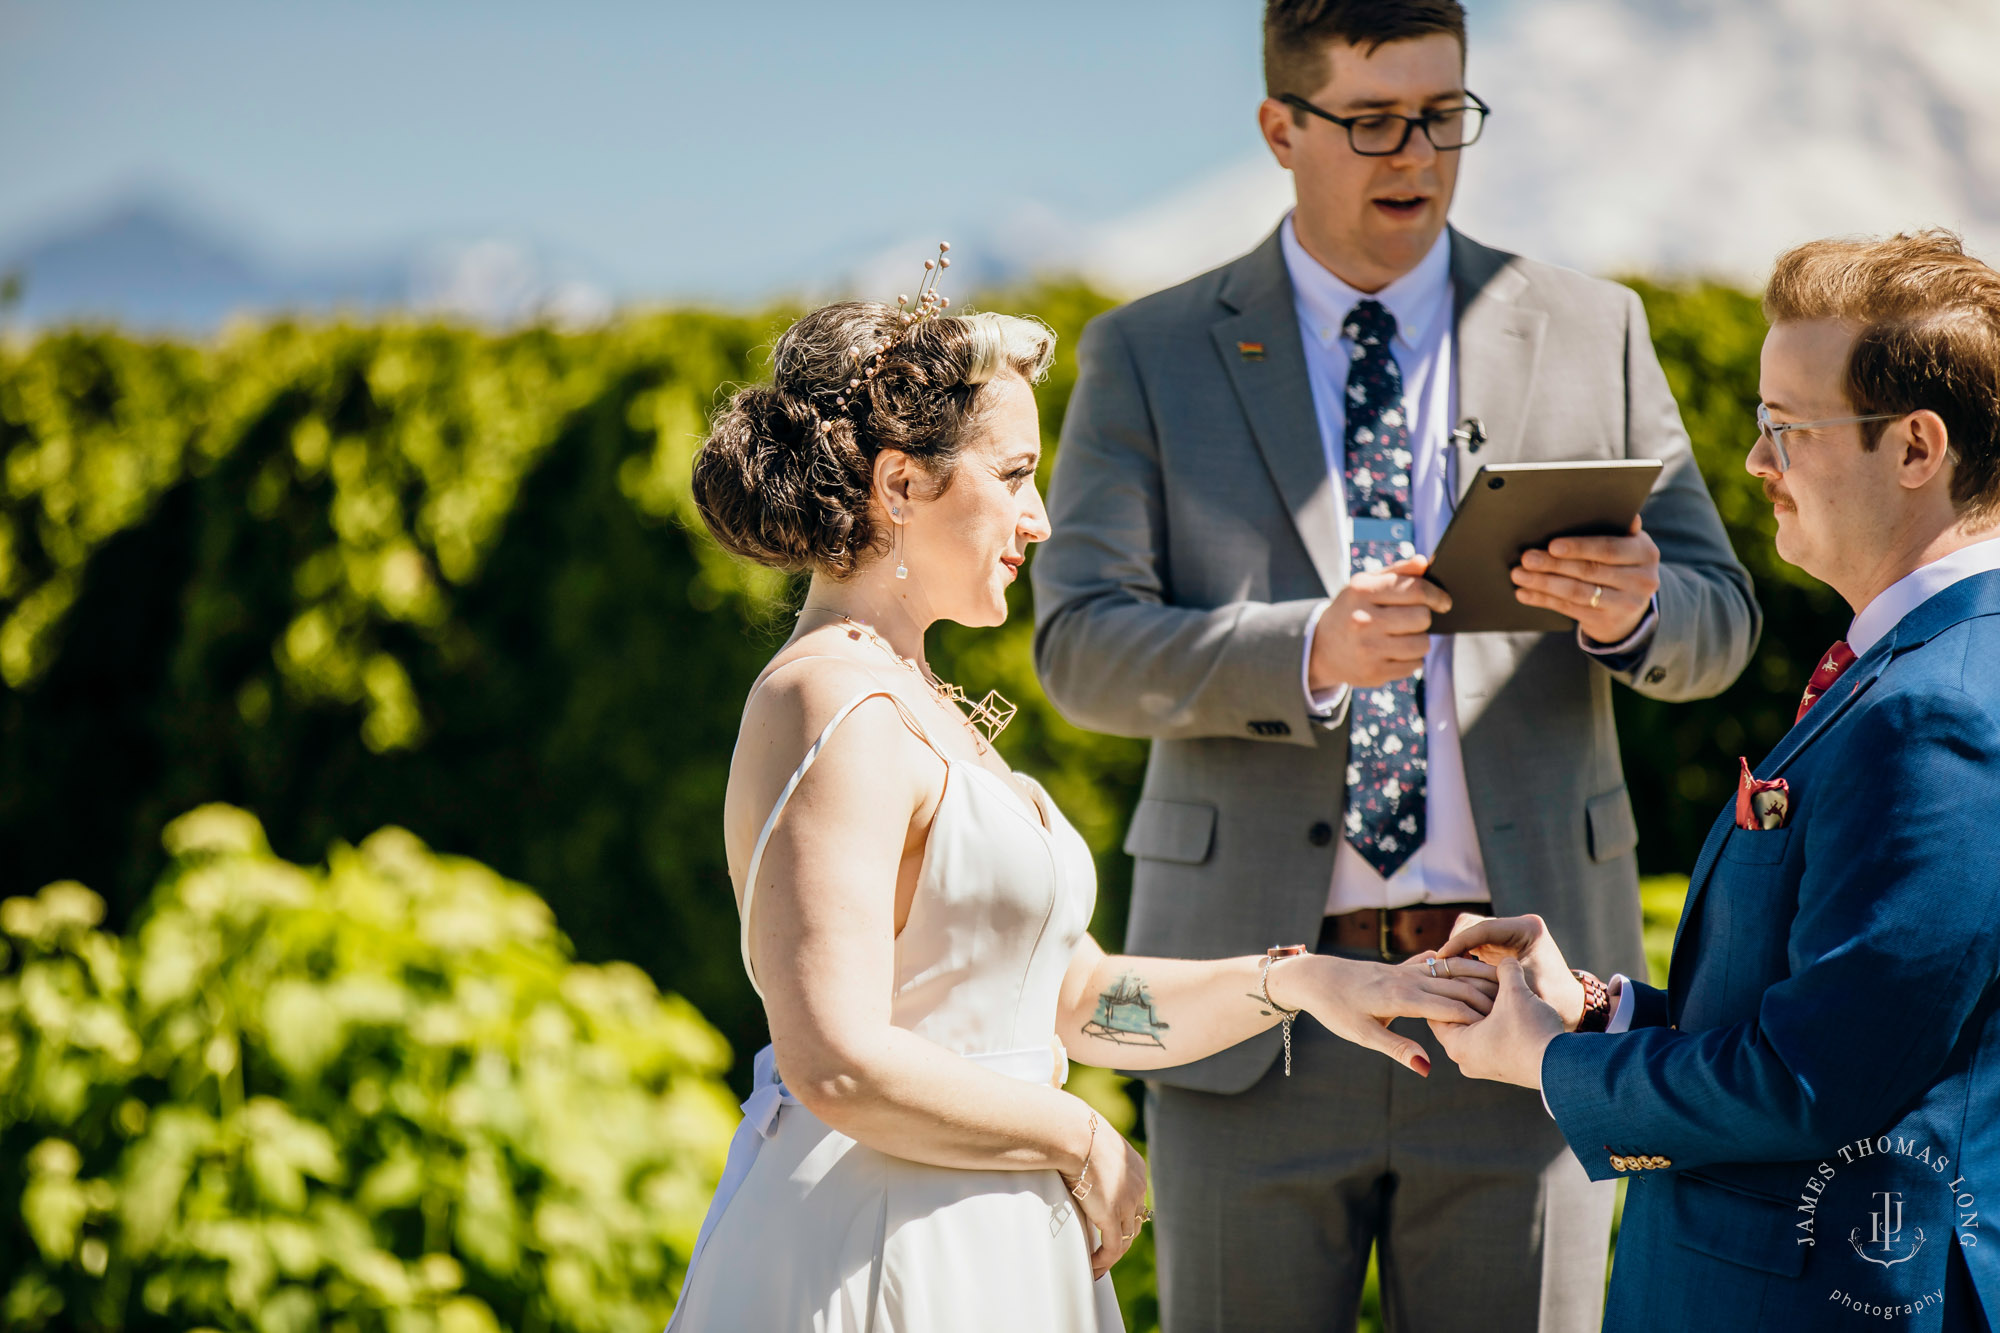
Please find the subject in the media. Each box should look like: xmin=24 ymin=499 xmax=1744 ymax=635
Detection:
xmin=1031 ymin=1 xmax=1759 ymax=1329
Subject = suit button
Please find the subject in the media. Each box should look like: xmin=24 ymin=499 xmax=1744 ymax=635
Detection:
xmin=1308 ymin=821 xmax=1334 ymax=847
xmin=1609 ymin=1155 xmax=1629 ymax=1172
xmin=1644 ymin=666 xmax=1667 ymax=685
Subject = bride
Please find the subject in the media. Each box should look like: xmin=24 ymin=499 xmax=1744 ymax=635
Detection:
xmin=669 ymin=258 xmax=1497 ymax=1332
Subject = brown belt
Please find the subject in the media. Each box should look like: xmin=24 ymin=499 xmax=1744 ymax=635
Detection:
xmin=1319 ymin=903 xmax=1490 ymax=961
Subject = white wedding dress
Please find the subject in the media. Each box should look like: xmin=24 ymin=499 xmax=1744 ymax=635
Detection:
xmin=668 ymin=680 xmax=1124 ymax=1332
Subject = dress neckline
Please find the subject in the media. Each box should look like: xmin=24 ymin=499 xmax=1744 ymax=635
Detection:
xmin=950 ymin=758 xmax=1055 ymax=837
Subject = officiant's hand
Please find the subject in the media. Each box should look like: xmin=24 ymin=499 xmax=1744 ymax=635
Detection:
xmin=1436 ymin=912 xmax=1588 ymax=1031
xmin=1427 ymin=957 xmax=1565 ymax=1089
xmin=1512 ymin=515 xmax=1661 ymax=644
xmin=1308 ymin=555 xmax=1453 ymax=691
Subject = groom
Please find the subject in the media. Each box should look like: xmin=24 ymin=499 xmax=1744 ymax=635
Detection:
xmin=1033 ymin=1 xmax=1757 ymax=1329
xmin=1434 ymin=230 xmax=2000 ymax=1331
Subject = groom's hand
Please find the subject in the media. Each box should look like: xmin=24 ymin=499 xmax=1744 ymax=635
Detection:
xmin=1428 ymin=957 xmax=1565 ymax=1089
xmin=1308 ymin=555 xmax=1453 ymax=691
xmin=1438 ymin=913 xmax=1588 ymax=1031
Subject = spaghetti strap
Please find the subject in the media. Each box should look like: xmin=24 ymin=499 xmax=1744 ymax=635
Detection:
xmin=738 ymin=686 xmax=948 ymax=998
xmin=672 ymin=653 xmax=1114 ymax=1333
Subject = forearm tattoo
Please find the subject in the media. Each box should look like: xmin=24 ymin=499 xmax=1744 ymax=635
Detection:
xmin=1082 ymin=971 xmax=1171 ymax=1047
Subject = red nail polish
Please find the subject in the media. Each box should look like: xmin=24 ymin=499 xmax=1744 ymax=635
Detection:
xmin=1413 ymin=1055 xmax=1432 ymax=1077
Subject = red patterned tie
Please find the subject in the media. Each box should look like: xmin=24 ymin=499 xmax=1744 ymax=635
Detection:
xmin=1796 ymin=640 xmax=1858 ymax=722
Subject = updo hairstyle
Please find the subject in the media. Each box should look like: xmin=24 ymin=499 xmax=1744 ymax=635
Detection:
xmin=692 ymin=304 xmax=1056 ymax=577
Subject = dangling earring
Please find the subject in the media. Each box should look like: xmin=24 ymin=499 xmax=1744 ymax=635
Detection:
xmin=892 ymin=507 xmax=908 ymax=580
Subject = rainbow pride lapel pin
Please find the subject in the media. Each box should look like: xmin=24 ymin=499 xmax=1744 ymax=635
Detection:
xmin=1237 ymin=341 xmax=1266 ymax=361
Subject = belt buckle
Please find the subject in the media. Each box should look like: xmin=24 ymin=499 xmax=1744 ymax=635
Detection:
xmin=1378 ymin=908 xmax=1392 ymax=961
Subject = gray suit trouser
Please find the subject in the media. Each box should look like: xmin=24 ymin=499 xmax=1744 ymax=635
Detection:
xmin=1145 ymin=948 xmax=1616 ymax=1333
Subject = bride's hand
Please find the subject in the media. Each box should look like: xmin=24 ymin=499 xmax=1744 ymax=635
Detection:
xmin=1435 ymin=912 xmax=1587 ymax=1030
xmin=1269 ymin=952 xmax=1497 ymax=1075
xmin=1064 ymin=1112 xmax=1149 ymax=1279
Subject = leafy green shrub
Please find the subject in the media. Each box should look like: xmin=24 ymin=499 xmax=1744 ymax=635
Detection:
xmin=0 ymin=291 xmax=1140 ymax=1088
xmin=0 ymin=805 xmax=735 ymax=1332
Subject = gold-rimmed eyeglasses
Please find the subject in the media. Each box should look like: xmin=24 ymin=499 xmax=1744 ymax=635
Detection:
xmin=1755 ymin=403 xmax=1904 ymax=472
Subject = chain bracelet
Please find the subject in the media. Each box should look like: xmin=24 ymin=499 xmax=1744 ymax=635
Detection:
xmin=1068 ymin=1111 xmax=1098 ymax=1200
xmin=1260 ymin=953 xmax=1305 ymax=1076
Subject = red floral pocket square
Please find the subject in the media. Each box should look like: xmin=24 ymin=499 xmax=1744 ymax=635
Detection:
xmin=1735 ymin=757 xmax=1791 ymax=830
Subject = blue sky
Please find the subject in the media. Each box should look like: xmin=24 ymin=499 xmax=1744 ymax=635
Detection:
xmin=0 ymin=0 xmax=1515 ymax=299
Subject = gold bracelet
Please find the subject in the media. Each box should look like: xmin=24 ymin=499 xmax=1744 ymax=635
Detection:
xmin=1068 ymin=1111 xmax=1098 ymax=1200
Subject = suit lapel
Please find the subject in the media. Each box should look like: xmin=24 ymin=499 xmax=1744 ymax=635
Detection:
xmin=1663 ymin=570 xmax=2000 ymax=1004
xmin=1209 ymin=227 xmax=1549 ymax=591
xmin=1449 ymin=229 xmax=1547 ymax=502
xmin=1212 ymin=231 xmax=1347 ymax=597
xmin=1757 ymin=649 xmax=1890 ymax=780
xmin=1665 ymin=649 xmax=1889 ymax=996
xmin=1754 ymin=570 xmax=2000 ymax=780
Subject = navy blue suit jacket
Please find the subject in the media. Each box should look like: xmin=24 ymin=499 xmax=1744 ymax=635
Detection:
xmin=1544 ymin=570 xmax=2000 ymax=1332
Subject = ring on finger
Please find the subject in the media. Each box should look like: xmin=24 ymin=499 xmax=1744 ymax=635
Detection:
xmin=1440 ymin=958 xmax=1452 ymax=979
xmin=1589 ymin=584 xmax=1603 ymax=609
xmin=1426 ymin=957 xmax=1438 ymax=978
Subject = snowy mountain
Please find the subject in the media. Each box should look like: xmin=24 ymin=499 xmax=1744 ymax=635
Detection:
xmin=0 ymin=198 xmax=400 ymax=331
xmin=0 ymin=196 xmax=612 ymax=333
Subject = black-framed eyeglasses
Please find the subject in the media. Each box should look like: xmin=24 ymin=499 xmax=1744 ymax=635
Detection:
xmin=1277 ymin=90 xmax=1491 ymax=156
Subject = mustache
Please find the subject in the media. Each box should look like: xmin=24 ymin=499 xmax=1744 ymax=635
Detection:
xmin=1763 ymin=478 xmax=1793 ymax=507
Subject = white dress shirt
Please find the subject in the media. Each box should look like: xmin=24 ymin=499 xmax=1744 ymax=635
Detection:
xmin=1595 ymin=534 xmax=2000 ymax=1037
xmin=1282 ymin=217 xmax=1657 ymax=917
xmin=1846 ymin=534 xmax=2000 ymax=657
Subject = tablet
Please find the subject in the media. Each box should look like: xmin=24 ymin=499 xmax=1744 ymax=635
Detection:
xmin=1425 ymin=460 xmax=1663 ymax=634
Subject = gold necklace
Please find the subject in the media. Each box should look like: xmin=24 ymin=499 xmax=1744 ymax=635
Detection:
xmin=799 ymin=606 xmax=1016 ymax=752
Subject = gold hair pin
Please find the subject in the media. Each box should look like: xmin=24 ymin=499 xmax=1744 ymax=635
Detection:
xmin=822 ymin=242 xmax=953 ymax=433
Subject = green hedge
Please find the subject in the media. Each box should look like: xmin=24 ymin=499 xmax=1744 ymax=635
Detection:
xmin=0 ymin=275 xmax=1819 ymax=1093
xmin=0 ymin=289 xmax=1150 ymax=1100
xmin=0 ymin=805 xmax=736 ymax=1332
xmin=0 ymin=274 xmax=1828 ymax=1333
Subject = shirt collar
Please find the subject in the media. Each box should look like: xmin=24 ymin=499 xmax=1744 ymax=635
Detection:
xmin=1847 ymin=535 xmax=2000 ymax=657
xmin=1280 ymin=213 xmax=1453 ymax=352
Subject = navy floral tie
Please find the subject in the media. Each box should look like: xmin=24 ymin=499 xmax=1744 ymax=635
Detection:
xmin=1341 ymin=299 xmax=1427 ymax=879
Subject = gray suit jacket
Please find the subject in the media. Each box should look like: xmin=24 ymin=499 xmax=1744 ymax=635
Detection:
xmin=1032 ymin=226 xmax=1760 ymax=1093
